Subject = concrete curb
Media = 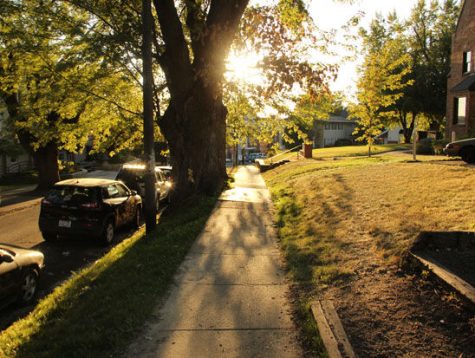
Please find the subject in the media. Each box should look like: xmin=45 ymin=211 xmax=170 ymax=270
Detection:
xmin=311 ymin=300 xmax=356 ymax=358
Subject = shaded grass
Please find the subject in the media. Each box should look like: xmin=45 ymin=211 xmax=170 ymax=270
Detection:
xmin=263 ymin=156 xmax=475 ymax=356
xmin=0 ymin=196 xmax=217 ymax=358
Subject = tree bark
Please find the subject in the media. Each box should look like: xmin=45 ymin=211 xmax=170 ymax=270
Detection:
xmin=161 ymin=86 xmax=227 ymax=201
xmin=402 ymin=128 xmax=412 ymax=144
xmin=153 ymin=0 xmax=248 ymax=202
xmin=32 ymin=142 xmax=60 ymax=190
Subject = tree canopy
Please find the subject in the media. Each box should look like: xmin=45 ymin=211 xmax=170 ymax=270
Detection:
xmin=0 ymin=0 xmax=144 ymax=187
xmin=1 ymin=0 xmax=339 ymax=199
xmin=351 ymin=0 xmax=459 ymax=146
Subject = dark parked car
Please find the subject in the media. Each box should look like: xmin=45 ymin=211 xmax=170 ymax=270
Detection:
xmin=115 ymin=163 xmax=171 ymax=205
xmin=39 ymin=178 xmax=142 ymax=245
xmin=444 ymin=138 xmax=475 ymax=163
xmin=0 ymin=244 xmax=44 ymax=308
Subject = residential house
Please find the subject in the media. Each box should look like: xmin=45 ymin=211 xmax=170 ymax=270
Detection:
xmin=446 ymin=0 xmax=475 ymax=140
xmin=313 ymin=111 xmax=356 ymax=148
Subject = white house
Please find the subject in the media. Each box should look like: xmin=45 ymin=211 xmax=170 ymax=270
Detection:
xmin=313 ymin=113 xmax=357 ymax=148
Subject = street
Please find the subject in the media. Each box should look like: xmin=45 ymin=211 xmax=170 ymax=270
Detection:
xmin=0 ymin=170 xmax=128 ymax=330
xmin=0 ymin=205 xmax=42 ymax=248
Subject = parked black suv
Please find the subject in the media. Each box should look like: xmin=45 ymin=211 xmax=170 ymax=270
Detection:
xmin=39 ymin=178 xmax=142 ymax=245
xmin=115 ymin=163 xmax=171 ymax=205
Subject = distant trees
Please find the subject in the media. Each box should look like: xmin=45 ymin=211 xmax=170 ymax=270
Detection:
xmin=349 ymin=27 xmax=413 ymax=156
xmin=351 ymin=0 xmax=459 ymax=145
xmin=0 ymin=1 xmax=143 ymax=189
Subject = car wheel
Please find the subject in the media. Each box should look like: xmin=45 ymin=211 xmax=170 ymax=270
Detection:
xmin=133 ymin=207 xmax=141 ymax=228
xmin=102 ymin=219 xmax=115 ymax=245
xmin=18 ymin=268 xmax=39 ymax=305
xmin=41 ymin=232 xmax=56 ymax=241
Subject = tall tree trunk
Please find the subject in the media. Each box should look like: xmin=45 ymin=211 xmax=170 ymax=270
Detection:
xmin=152 ymin=0 xmax=248 ymax=203
xmin=32 ymin=142 xmax=60 ymax=190
xmin=403 ymin=128 xmax=412 ymax=144
xmin=161 ymin=87 xmax=227 ymax=202
xmin=17 ymin=130 xmax=60 ymax=190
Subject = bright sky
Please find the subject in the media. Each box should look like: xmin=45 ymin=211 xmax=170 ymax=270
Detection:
xmin=309 ymin=0 xmax=420 ymax=95
xmin=226 ymin=0 xmax=423 ymax=107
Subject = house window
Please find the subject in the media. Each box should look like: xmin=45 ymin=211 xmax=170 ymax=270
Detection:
xmin=463 ymin=51 xmax=472 ymax=73
xmin=453 ymin=97 xmax=466 ymax=125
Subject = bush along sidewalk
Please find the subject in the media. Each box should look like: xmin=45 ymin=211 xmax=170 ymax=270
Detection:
xmin=0 ymin=196 xmax=217 ymax=358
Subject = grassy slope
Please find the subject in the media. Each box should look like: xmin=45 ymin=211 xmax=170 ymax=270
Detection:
xmin=0 ymin=196 xmax=217 ymax=358
xmin=269 ymin=144 xmax=411 ymax=163
xmin=263 ymin=155 xmax=475 ymax=355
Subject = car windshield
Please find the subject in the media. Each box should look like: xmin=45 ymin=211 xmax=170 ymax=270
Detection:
xmin=45 ymin=186 xmax=98 ymax=204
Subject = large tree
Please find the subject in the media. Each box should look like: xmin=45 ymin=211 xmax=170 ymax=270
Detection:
xmin=2 ymin=0 xmax=333 ymax=199
xmin=0 ymin=1 xmax=143 ymax=189
xmin=70 ymin=0 xmax=330 ymax=201
xmin=354 ymin=0 xmax=459 ymax=143
xmin=349 ymin=35 xmax=412 ymax=156
xmin=406 ymin=0 xmax=459 ymax=134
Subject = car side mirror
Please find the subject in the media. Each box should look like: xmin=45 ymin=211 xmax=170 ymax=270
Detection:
xmin=0 ymin=254 xmax=14 ymax=263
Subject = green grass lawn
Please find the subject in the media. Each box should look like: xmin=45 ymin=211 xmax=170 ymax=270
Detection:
xmin=263 ymin=155 xmax=475 ymax=356
xmin=0 ymin=196 xmax=217 ymax=358
xmin=268 ymin=143 xmax=411 ymax=163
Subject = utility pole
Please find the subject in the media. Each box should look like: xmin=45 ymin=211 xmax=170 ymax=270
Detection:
xmin=142 ymin=0 xmax=157 ymax=234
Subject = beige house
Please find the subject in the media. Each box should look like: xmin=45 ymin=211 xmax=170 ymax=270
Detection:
xmin=313 ymin=113 xmax=356 ymax=148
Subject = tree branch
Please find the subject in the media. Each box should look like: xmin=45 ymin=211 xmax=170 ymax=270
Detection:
xmin=36 ymin=53 xmax=142 ymax=117
xmin=152 ymin=0 xmax=193 ymax=100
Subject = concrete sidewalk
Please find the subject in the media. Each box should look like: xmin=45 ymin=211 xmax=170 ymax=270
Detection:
xmin=127 ymin=165 xmax=302 ymax=357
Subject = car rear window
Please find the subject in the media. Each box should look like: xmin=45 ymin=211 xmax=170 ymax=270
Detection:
xmin=45 ymin=186 xmax=98 ymax=204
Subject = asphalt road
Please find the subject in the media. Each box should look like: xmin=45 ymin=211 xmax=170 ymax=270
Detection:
xmin=0 ymin=204 xmax=42 ymax=248
xmin=0 ymin=169 xmax=128 ymax=330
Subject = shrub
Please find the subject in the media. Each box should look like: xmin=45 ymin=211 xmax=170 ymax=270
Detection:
xmin=334 ymin=138 xmax=353 ymax=147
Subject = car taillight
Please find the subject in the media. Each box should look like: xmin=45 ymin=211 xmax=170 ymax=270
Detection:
xmin=81 ymin=202 xmax=99 ymax=209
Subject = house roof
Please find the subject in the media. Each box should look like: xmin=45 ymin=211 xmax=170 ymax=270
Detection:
xmin=451 ymin=74 xmax=475 ymax=92
xmin=326 ymin=116 xmax=355 ymax=124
